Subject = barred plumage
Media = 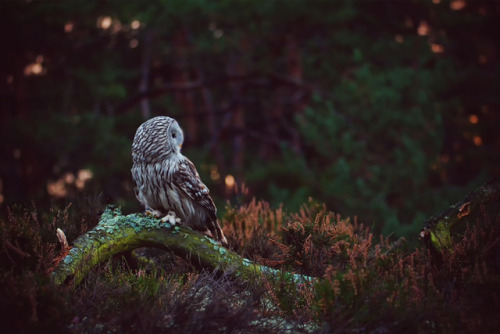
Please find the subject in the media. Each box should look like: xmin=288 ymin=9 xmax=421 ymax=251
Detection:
xmin=131 ymin=116 xmax=227 ymax=246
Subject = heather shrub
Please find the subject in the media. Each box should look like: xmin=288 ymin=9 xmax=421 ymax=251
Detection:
xmin=0 ymin=204 xmax=75 ymax=332
xmin=1 ymin=191 xmax=499 ymax=333
xmin=222 ymin=194 xmax=500 ymax=333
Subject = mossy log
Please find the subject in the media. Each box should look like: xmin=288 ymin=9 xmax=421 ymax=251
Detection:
xmin=421 ymin=181 xmax=500 ymax=253
xmin=51 ymin=206 xmax=315 ymax=286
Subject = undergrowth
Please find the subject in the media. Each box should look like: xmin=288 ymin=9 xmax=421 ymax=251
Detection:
xmin=0 ymin=195 xmax=499 ymax=333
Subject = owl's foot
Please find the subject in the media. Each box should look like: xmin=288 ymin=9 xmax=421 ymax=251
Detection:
xmin=145 ymin=209 xmax=163 ymax=218
xmin=160 ymin=211 xmax=182 ymax=226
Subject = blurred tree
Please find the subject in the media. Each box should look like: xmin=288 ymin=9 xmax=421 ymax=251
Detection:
xmin=0 ymin=0 xmax=498 ymax=237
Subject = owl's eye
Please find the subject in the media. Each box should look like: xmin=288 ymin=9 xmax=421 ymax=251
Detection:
xmin=172 ymin=132 xmax=176 ymax=139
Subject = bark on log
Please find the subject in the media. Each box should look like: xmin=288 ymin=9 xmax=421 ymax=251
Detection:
xmin=51 ymin=206 xmax=315 ymax=286
xmin=420 ymin=181 xmax=500 ymax=253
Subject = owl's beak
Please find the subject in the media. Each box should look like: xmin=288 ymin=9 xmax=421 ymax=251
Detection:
xmin=179 ymin=144 xmax=182 ymax=149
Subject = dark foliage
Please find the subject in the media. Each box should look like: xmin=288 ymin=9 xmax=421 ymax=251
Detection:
xmin=1 ymin=0 xmax=498 ymax=238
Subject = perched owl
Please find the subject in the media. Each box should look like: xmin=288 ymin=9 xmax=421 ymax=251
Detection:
xmin=131 ymin=116 xmax=228 ymax=246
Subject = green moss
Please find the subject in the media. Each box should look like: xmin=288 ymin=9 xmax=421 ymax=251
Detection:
xmin=429 ymin=220 xmax=453 ymax=251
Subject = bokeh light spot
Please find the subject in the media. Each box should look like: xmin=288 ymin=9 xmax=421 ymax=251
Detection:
xmin=430 ymin=43 xmax=444 ymax=53
xmin=417 ymin=21 xmax=430 ymax=36
xmin=450 ymin=0 xmax=466 ymax=11
xmin=99 ymin=16 xmax=112 ymax=29
xmin=131 ymin=20 xmax=140 ymax=30
xmin=225 ymin=174 xmax=235 ymax=190
xmin=129 ymin=39 xmax=139 ymax=48
xmin=64 ymin=22 xmax=73 ymax=33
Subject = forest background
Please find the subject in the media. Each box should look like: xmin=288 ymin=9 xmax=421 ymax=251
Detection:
xmin=1 ymin=0 xmax=498 ymax=238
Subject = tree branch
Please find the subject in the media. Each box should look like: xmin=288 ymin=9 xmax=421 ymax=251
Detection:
xmin=51 ymin=206 xmax=315 ymax=286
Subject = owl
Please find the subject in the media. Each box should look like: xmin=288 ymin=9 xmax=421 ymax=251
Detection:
xmin=131 ymin=116 xmax=228 ymax=247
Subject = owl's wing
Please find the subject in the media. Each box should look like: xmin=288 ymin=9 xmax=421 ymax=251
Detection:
xmin=173 ymin=158 xmax=228 ymax=247
xmin=173 ymin=158 xmax=217 ymax=221
xmin=131 ymin=165 xmax=148 ymax=209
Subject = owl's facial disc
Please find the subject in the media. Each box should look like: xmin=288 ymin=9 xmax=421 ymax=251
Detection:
xmin=169 ymin=122 xmax=184 ymax=153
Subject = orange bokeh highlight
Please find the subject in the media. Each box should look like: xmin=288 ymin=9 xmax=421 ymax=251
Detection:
xmin=450 ymin=0 xmax=466 ymax=11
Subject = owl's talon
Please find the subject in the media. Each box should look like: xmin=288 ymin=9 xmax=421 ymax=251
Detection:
xmin=145 ymin=209 xmax=162 ymax=218
xmin=160 ymin=216 xmax=174 ymax=225
xmin=160 ymin=211 xmax=181 ymax=226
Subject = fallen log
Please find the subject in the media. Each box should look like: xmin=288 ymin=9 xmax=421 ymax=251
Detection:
xmin=420 ymin=181 xmax=500 ymax=254
xmin=51 ymin=206 xmax=315 ymax=286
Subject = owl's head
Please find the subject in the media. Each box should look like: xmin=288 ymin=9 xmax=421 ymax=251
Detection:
xmin=132 ymin=116 xmax=184 ymax=163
